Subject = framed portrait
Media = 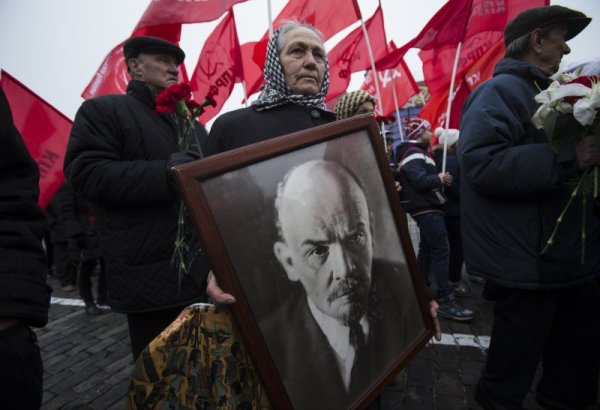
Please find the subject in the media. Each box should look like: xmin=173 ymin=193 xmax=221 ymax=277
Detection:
xmin=173 ymin=114 xmax=435 ymax=409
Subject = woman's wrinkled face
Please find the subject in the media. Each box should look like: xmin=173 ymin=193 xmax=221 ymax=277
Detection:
xmin=279 ymin=27 xmax=326 ymax=96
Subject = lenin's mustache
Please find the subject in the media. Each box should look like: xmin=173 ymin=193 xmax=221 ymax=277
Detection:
xmin=327 ymin=278 xmax=367 ymax=303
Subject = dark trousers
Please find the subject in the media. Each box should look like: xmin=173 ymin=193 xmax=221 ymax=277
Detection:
xmin=444 ymin=216 xmax=463 ymax=283
xmin=53 ymin=241 xmax=77 ymax=286
xmin=0 ymin=323 xmax=43 ymax=410
xmin=476 ymin=280 xmax=600 ymax=409
xmin=413 ymin=212 xmax=452 ymax=299
xmin=126 ymin=306 xmax=187 ymax=361
xmin=78 ymin=258 xmax=106 ymax=305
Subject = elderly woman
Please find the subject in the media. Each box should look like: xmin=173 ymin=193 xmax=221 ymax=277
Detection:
xmin=203 ymin=21 xmax=335 ymax=155
xmin=202 ymin=20 xmax=441 ymax=410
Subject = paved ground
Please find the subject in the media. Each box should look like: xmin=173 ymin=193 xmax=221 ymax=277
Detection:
xmin=40 ymin=273 xmax=554 ymax=410
xmin=38 ymin=219 xmax=553 ymax=409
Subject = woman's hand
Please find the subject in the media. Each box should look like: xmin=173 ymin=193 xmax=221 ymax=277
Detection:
xmin=206 ymin=271 xmax=236 ymax=304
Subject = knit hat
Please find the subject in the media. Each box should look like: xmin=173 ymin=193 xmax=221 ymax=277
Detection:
xmin=435 ymin=127 xmax=459 ymax=147
xmin=504 ymin=5 xmax=591 ymax=47
xmin=404 ymin=118 xmax=431 ymax=140
xmin=334 ymin=90 xmax=376 ymax=119
xmin=123 ymin=35 xmax=185 ymax=64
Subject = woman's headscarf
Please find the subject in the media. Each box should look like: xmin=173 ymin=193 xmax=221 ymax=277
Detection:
xmin=252 ymin=24 xmax=330 ymax=112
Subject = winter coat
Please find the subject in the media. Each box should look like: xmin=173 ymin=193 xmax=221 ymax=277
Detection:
xmin=203 ymin=103 xmax=336 ymax=155
xmin=395 ymin=141 xmax=444 ymax=215
xmin=432 ymin=147 xmax=460 ymax=218
xmin=64 ymin=80 xmax=208 ymax=312
xmin=459 ymin=57 xmax=600 ymax=290
xmin=0 ymin=88 xmax=51 ymax=327
xmin=47 ymin=181 xmax=101 ymax=261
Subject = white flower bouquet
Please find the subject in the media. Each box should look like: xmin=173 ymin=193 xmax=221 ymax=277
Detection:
xmin=532 ymin=74 xmax=600 ymax=261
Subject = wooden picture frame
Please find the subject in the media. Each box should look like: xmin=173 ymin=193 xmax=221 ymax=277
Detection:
xmin=173 ymin=114 xmax=435 ymax=409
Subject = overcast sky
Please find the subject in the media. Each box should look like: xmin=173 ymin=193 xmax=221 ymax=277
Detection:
xmin=0 ymin=0 xmax=598 ymax=126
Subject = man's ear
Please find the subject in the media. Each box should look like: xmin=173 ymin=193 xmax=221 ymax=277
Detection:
xmin=530 ymin=28 xmax=545 ymax=53
xmin=127 ymin=57 xmax=142 ymax=77
xmin=273 ymin=241 xmax=298 ymax=282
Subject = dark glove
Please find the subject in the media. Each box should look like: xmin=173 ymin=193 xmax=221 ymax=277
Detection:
xmin=166 ymin=151 xmax=202 ymax=192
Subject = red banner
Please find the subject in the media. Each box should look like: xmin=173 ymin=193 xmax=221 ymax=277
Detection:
xmin=190 ymin=10 xmax=243 ymax=123
xmin=377 ymin=0 xmax=547 ymax=71
xmin=242 ymin=0 xmax=361 ymax=99
xmin=82 ymin=24 xmax=186 ymax=99
xmin=325 ymin=6 xmax=387 ymax=102
xmin=361 ymin=45 xmax=419 ymax=117
xmin=134 ymin=0 xmax=247 ymax=31
xmin=419 ymin=37 xmax=505 ymax=130
xmin=1 ymin=71 xmax=73 ymax=208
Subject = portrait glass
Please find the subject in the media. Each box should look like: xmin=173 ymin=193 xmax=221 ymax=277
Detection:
xmin=174 ymin=115 xmax=434 ymax=409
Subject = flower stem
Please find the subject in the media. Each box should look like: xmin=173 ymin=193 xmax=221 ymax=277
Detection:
xmin=541 ymin=168 xmax=590 ymax=255
xmin=594 ymin=166 xmax=598 ymax=199
xmin=581 ymin=197 xmax=586 ymax=265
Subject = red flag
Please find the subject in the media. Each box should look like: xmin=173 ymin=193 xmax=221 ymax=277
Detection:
xmin=134 ymin=0 xmax=247 ymax=30
xmin=242 ymin=0 xmax=361 ymax=98
xmin=190 ymin=10 xmax=243 ymax=123
xmin=82 ymin=24 xmax=186 ymax=99
xmin=1 ymin=71 xmax=72 ymax=208
xmin=325 ymin=6 xmax=387 ymax=102
xmin=418 ymin=37 xmax=505 ymax=130
xmin=418 ymin=0 xmax=547 ymax=95
xmin=377 ymin=0 xmax=548 ymax=71
xmin=361 ymin=45 xmax=419 ymax=117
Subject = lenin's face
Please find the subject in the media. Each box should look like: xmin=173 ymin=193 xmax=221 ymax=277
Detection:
xmin=274 ymin=162 xmax=373 ymax=325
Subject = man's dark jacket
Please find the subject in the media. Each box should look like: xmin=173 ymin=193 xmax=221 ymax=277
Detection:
xmin=395 ymin=141 xmax=444 ymax=215
xmin=0 ymin=88 xmax=51 ymax=327
xmin=64 ymin=80 xmax=208 ymax=312
xmin=203 ymin=103 xmax=336 ymax=155
xmin=259 ymin=259 xmax=425 ymax=410
xmin=459 ymin=58 xmax=600 ymax=290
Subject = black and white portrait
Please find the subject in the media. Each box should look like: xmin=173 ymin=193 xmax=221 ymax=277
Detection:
xmin=199 ymin=130 xmax=427 ymax=409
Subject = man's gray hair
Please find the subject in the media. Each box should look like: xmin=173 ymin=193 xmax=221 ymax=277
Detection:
xmin=276 ymin=20 xmax=324 ymax=53
xmin=505 ymin=23 xmax=562 ymax=59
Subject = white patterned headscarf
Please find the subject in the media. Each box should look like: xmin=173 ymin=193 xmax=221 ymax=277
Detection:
xmin=252 ymin=23 xmax=330 ymax=112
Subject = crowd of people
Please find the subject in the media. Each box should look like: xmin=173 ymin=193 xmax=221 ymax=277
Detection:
xmin=1 ymin=4 xmax=599 ymax=410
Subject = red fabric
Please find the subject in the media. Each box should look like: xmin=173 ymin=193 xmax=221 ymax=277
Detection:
xmin=325 ymin=6 xmax=387 ymax=102
xmin=82 ymin=24 xmax=187 ymax=99
xmin=190 ymin=11 xmax=243 ymax=123
xmin=376 ymin=0 xmax=548 ymax=71
xmin=242 ymin=0 xmax=361 ymax=98
xmin=418 ymin=37 xmax=505 ymax=130
xmin=1 ymin=71 xmax=72 ymax=208
xmin=412 ymin=0 xmax=548 ymax=130
xmin=134 ymin=0 xmax=247 ymax=30
xmin=361 ymin=46 xmax=419 ymax=117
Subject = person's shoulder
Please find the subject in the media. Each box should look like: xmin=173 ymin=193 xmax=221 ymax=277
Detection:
xmin=213 ymin=106 xmax=257 ymax=124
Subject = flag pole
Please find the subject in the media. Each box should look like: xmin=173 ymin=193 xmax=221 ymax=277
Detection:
xmin=390 ymin=76 xmax=405 ymax=142
xmin=267 ymin=0 xmax=274 ymax=38
xmin=441 ymin=41 xmax=462 ymax=174
xmin=359 ymin=4 xmax=385 ymax=151
xmin=242 ymin=80 xmax=249 ymax=107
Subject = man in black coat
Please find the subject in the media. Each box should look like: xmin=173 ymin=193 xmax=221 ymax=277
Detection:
xmin=0 ymin=87 xmax=52 ymax=409
xmin=459 ymin=6 xmax=600 ymax=409
xmin=261 ymin=160 xmax=424 ymax=409
xmin=64 ymin=36 xmax=209 ymax=360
